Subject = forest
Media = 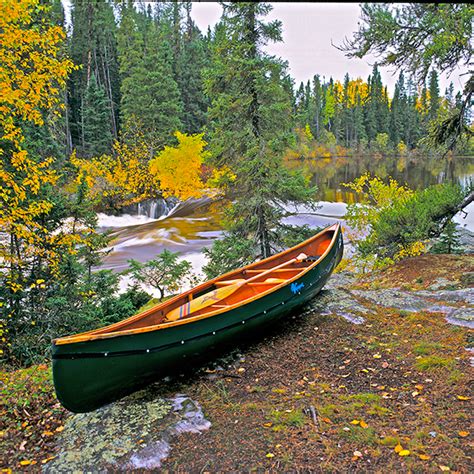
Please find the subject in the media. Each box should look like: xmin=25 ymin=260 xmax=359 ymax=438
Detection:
xmin=0 ymin=1 xmax=473 ymax=470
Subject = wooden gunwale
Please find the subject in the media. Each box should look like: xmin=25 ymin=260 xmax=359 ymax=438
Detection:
xmin=54 ymin=223 xmax=340 ymax=345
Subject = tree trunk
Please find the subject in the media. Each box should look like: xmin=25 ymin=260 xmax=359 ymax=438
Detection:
xmin=433 ymin=190 xmax=474 ymax=237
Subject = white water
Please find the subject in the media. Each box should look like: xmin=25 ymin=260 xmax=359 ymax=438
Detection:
xmin=97 ymin=213 xmax=158 ymax=228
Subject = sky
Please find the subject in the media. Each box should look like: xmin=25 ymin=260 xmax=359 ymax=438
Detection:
xmin=190 ymin=2 xmax=468 ymax=94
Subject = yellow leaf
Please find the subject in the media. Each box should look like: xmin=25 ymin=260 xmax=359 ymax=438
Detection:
xmin=373 ymin=353 xmax=382 ymax=359
xmin=19 ymin=461 xmax=32 ymax=466
xmin=394 ymin=444 xmax=403 ymax=453
xmin=360 ymin=420 xmax=368 ymax=429
xmin=350 ymin=419 xmax=360 ymax=425
xmin=55 ymin=426 xmax=64 ymax=432
xmin=263 ymin=422 xmax=272 ymax=427
xmin=457 ymin=395 xmax=470 ymax=401
xmin=419 ymin=454 xmax=430 ymax=460
xmin=399 ymin=449 xmax=410 ymax=456
xmin=458 ymin=431 xmax=469 ymax=437
xmin=42 ymin=431 xmax=54 ymax=437
xmin=266 ymin=453 xmax=274 ymax=458
xmin=439 ymin=466 xmax=450 ymax=472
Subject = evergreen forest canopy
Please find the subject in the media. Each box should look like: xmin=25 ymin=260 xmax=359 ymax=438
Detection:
xmin=0 ymin=0 xmax=472 ymax=366
xmin=31 ymin=0 xmax=471 ymax=163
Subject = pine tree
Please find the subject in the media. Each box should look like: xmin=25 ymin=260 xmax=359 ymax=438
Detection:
xmin=175 ymin=6 xmax=210 ymax=133
xmin=390 ymin=72 xmax=408 ymax=146
xmin=206 ymin=2 xmax=316 ymax=259
xmin=428 ymin=69 xmax=440 ymax=121
xmin=82 ymin=74 xmax=113 ymax=157
xmin=118 ymin=7 xmax=182 ymax=148
xmin=312 ymin=74 xmax=323 ymax=138
xmin=69 ymin=0 xmax=120 ymax=154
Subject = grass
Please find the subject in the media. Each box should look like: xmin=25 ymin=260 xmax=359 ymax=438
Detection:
xmin=270 ymin=409 xmax=306 ymax=430
xmin=339 ymin=425 xmax=378 ymax=446
xmin=413 ymin=341 xmax=444 ymax=355
xmin=414 ymin=355 xmax=455 ymax=371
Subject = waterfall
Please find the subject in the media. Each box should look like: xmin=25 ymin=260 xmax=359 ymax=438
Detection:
xmin=149 ymin=201 xmax=158 ymax=219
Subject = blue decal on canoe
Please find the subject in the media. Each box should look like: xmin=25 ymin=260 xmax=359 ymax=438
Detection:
xmin=290 ymin=282 xmax=304 ymax=294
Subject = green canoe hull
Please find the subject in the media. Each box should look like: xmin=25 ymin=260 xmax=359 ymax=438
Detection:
xmin=52 ymin=226 xmax=343 ymax=412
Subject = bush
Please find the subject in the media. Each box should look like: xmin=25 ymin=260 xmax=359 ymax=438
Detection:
xmin=344 ymin=174 xmax=466 ymax=265
xmin=3 ymin=271 xmax=150 ymax=366
xmin=126 ymin=250 xmax=199 ymax=301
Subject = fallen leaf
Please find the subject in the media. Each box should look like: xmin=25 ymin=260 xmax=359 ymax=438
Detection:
xmin=412 ymin=391 xmax=420 ymax=397
xmin=415 ymin=384 xmax=424 ymax=390
xmin=266 ymin=453 xmax=274 ymax=458
xmin=373 ymin=354 xmax=382 ymax=359
xmin=353 ymin=450 xmax=363 ymax=458
xmin=42 ymin=431 xmax=54 ymax=437
xmin=439 ymin=466 xmax=450 ymax=472
xmin=458 ymin=431 xmax=469 ymax=437
xmin=55 ymin=426 xmax=64 ymax=433
xmin=457 ymin=395 xmax=470 ymax=401
xmin=19 ymin=461 xmax=32 ymax=466
xmin=350 ymin=420 xmax=360 ymax=425
xmin=394 ymin=444 xmax=403 ymax=453
xmin=263 ymin=422 xmax=273 ymax=427
xmin=41 ymin=456 xmax=56 ymax=464
xmin=237 ymin=368 xmax=245 ymax=373
xmin=360 ymin=420 xmax=368 ymax=429
xmin=418 ymin=454 xmax=430 ymax=460
xmin=321 ymin=417 xmax=332 ymax=423
xmin=382 ymin=362 xmax=389 ymax=368
xmin=399 ymin=450 xmax=410 ymax=456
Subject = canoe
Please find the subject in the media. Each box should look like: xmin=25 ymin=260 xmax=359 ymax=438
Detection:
xmin=52 ymin=223 xmax=343 ymax=412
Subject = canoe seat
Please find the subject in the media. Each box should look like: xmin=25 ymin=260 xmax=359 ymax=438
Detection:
xmin=215 ymin=279 xmax=246 ymax=286
xmin=248 ymin=278 xmax=286 ymax=286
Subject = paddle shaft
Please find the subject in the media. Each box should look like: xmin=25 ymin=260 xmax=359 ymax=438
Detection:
xmin=165 ymin=255 xmax=305 ymax=321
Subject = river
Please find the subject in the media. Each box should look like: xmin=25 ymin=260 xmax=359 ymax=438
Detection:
xmin=97 ymin=155 xmax=474 ymax=282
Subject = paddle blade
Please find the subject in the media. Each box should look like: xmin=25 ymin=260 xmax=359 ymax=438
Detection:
xmin=165 ymin=284 xmax=239 ymax=322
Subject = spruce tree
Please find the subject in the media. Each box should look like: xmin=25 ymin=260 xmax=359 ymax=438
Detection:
xmin=390 ymin=72 xmax=408 ymax=147
xmin=118 ymin=7 xmax=182 ymax=148
xmin=428 ymin=69 xmax=440 ymax=121
xmin=69 ymin=0 xmax=120 ymax=153
xmin=82 ymin=74 xmax=113 ymax=157
xmin=176 ymin=10 xmax=210 ymax=133
xmin=206 ymin=2 xmax=316 ymax=259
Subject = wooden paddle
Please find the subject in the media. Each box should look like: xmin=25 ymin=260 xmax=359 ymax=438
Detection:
xmin=165 ymin=253 xmax=308 ymax=322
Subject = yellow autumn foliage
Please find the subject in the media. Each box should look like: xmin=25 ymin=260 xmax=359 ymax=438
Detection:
xmin=149 ymin=131 xmax=209 ymax=200
xmin=73 ymin=131 xmax=209 ymax=207
xmin=0 ymin=0 xmax=76 ymax=290
xmin=71 ymin=132 xmax=155 ymax=207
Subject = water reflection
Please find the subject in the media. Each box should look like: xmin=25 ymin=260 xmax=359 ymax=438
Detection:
xmin=285 ymin=154 xmax=474 ymax=203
